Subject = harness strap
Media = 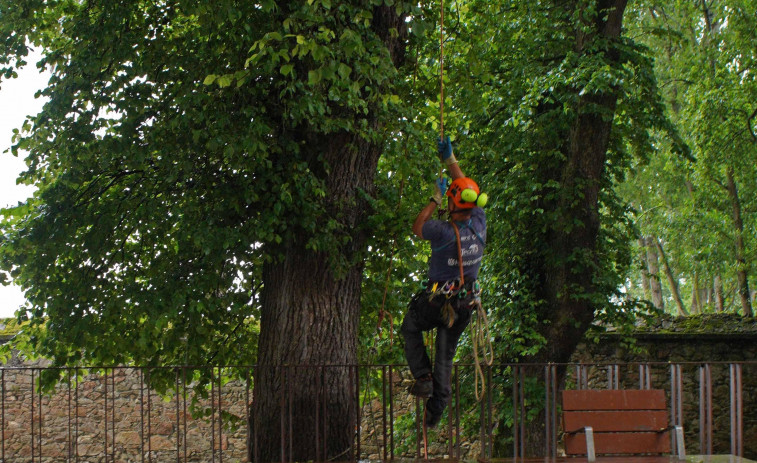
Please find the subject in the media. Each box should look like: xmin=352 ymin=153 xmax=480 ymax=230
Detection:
xmin=459 ymin=219 xmax=486 ymax=247
xmin=451 ymin=221 xmax=465 ymax=287
xmin=431 ymin=218 xmax=485 ymax=252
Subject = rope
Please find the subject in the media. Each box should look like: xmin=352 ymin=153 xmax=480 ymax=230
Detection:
xmin=437 ymin=0 xmax=445 ymax=183
xmin=451 ymin=222 xmax=465 ymax=288
xmin=422 ymin=405 xmax=429 ymax=459
xmin=452 ymin=221 xmax=492 ymax=402
xmin=375 ymin=42 xmax=420 ymax=346
xmin=439 ymin=0 xmax=444 ymax=142
xmin=471 ymin=299 xmax=494 ymax=402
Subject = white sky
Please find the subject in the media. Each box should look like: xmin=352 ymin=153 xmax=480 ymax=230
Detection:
xmin=0 ymin=51 xmax=48 ymax=317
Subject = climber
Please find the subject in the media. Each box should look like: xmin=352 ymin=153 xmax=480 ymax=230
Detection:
xmin=401 ymin=136 xmax=487 ymax=429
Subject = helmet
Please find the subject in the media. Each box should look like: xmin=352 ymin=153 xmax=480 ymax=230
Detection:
xmin=446 ymin=177 xmax=488 ymax=209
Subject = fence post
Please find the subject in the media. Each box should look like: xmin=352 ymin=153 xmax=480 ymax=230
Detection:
xmin=730 ymin=363 xmax=743 ymax=457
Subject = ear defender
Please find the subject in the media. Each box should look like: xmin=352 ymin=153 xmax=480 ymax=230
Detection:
xmin=461 ymin=188 xmax=478 ymax=203
xmin=476 ymin=192 xmax=488 ymax=207
xmin=461 ymin=188 xmax=488 ymax=207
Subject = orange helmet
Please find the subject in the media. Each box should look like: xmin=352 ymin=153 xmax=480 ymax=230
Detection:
xmin=446 ymin=177 xmax=487 ymax=209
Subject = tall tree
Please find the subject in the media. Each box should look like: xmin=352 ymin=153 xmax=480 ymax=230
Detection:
xmin=453 ymin=0 xmax=668 ymax=361
xmin=434 ymin=0 xmax=673 ymax=454
xmin=0 ymin=0 xmax=409 ymax=460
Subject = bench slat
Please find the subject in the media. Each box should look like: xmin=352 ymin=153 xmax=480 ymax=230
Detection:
xmin=562 ymin=389 xmax=666 ymax=411
xmin=564 ymin=410 xmax=669 ymax=432
xmin=565 ymin=431 xmax=671 ymax=455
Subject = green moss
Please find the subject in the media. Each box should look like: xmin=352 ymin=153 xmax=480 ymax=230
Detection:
xmin=635 ymin=313 xmax=757 ymax=335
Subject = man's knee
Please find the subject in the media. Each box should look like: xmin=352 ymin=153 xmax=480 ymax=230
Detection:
xmin=400 ymin=314 xmax=416 ymax=338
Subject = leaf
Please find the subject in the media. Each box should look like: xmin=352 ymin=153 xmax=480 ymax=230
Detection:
xmin=337 ymin=63 xmax=351 ymax=80
xmin=308 ymin=69 xmax=321 ymax=85
xmin=217 ymin=75 xmax=232 ymax=87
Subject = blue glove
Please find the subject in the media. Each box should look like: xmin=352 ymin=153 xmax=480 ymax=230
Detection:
xmin=431 ymin=177 xmax=448 ymax=205
xmin=437 ymin=136 xmax=453 ymax=161
xmin=436 ymin=177 xmax=449 ymax=196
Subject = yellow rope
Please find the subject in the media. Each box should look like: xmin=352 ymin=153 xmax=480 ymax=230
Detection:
xmin=471 ymin=299 xmax=494 ymax=402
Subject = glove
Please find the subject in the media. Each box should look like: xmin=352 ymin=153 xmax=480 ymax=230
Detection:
xmin=431 ymin=177 xmax=448 ymax=205
xmin=437 ymin=136 xmax=457 ymax=165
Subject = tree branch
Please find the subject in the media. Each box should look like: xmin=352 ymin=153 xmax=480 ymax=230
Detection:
xmin=748 ymin=106 xmax=757 ymax=143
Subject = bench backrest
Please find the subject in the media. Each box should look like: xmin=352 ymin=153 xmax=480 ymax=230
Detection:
xmin=562 ymin=389 xmax=671 ymax=456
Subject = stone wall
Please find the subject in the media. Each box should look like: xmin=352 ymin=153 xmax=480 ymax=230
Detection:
xmin=572 ymin=331 xmax=757 ymax=459
xmin=0 ymin=365 xmax=249 ymax=462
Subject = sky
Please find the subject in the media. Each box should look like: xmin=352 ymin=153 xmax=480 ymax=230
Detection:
xmin=0 ymin=51 xmax=48 ymax=318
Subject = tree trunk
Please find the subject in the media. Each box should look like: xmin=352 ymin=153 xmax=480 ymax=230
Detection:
xmin=538 ymin=0 xmax=628 ymax=358
xmin=521 ymin=0 xmax=629 ymax=456
xmin=703 ymin=282 xmax=713 ymax=311
xmin=639 ymin=239 xmax=652 ymax=300
xmin=690 ymin=273 xmax=701 ymax=314
xmin=654 ymin=237 xmax=688 ymax=316
xmin=252 ymin=130 xmax=382 ymax=461
xmin=644 ymin=236 xmax=664 ymax=309
xmin=725 ymin=166 xmax=753 ymax=317
xmin=714 ymin=275 xmax=725 ymax=312
xmin=253 ymin=250 xmax=363 ymax=462
xmin=250 ymin=4 xmax=408 ymax=458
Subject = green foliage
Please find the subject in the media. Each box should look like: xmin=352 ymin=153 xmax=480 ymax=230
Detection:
xmin=621 ymin=0 xmax=757 ymax=315
xmin=0 ymin=0 xmax=413 ymax=391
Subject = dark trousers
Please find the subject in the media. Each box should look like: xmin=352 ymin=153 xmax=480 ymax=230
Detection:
xmin=400 ymin=290 xmax=473 ymax=416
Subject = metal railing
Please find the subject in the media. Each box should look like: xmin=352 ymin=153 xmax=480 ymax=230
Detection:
xmin=0 ymin=361 xmax=754 ymax=462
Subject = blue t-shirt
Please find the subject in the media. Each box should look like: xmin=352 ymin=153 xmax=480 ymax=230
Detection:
xmin=422 ymin=207 xmax=486 ymax=282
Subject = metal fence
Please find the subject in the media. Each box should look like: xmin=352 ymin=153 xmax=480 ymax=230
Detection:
xmin=0 ymin=361 xmax=754 ymax=462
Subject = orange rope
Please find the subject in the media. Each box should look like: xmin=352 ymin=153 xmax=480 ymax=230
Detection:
xmin=423 ymin=405 xmax=429 ymax=459
xmin=437 ymin=0 xmax=446 ymax=209
xmin=439 ymin=0 xmax=444 ymax=143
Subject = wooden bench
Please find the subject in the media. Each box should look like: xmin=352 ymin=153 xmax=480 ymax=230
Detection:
xmin=562 ymin=389 xmax=686 ymax=462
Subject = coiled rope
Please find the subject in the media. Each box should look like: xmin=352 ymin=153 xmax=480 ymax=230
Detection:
xmin=471 ymin=299 xmax=494 ymax=402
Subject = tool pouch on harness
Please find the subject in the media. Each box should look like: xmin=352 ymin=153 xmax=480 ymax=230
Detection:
xmin=408 ymin=289 xmax=446 ymax=323
xmin=409 ymin=280 xmax=478 ymax=328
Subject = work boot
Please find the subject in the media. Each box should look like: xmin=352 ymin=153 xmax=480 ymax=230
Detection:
xmin=425 ymin=406 xmax=443 ymax=429
xmin=408 ymin=373 xmax=433 ymax=398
